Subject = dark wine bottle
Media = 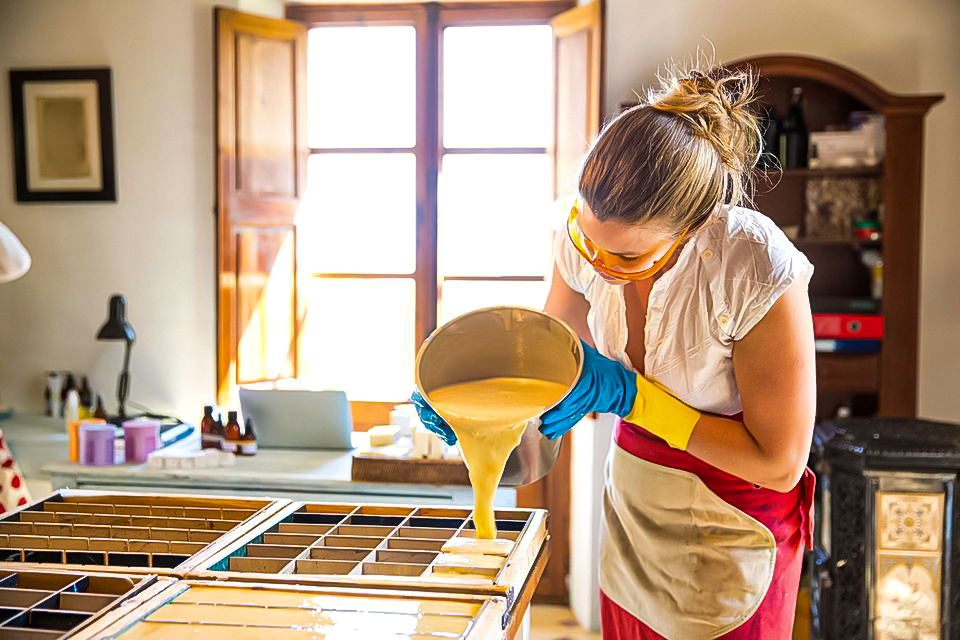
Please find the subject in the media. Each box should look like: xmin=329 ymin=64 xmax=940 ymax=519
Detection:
xmin=779 ymin=87 xmax=809 ymax=169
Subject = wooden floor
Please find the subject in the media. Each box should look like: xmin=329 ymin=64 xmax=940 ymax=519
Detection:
xmin=530 ymin=605 xmax=601 ymax=640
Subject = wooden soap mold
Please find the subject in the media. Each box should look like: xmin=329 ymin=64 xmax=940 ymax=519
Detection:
xmin=0 ymin=490 xmax=287 ymax=575
xmin=189 ymin=501 xmax=548 ymax=608
xmin=69 ymin=578 xmax=510 ymax=639
xmin=0 ymin=567 xmax=157 ymax=639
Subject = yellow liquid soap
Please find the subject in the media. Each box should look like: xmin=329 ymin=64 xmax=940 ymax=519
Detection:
xmin=428 ymin=377 xmax=567 ymax=539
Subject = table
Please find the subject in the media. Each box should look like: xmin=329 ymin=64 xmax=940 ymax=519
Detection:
xmin=1 ymin=414 xmax=514 ymax=507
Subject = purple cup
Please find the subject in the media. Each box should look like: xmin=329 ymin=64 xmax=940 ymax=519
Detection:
xmin=79 ymin=423 xmax=116 ymax=466
xmin=122 ymin=419 xmax=161 ymax=464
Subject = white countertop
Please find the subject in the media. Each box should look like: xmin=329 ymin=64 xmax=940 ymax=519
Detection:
xmin=1 ymin=413 xmax=513 ymax=507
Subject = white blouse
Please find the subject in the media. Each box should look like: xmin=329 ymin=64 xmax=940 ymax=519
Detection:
xmin=554 ymin=205 xmax=814 ymax=416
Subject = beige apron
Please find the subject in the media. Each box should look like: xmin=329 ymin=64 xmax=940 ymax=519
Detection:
xmin=599 ymin=443 xmax=777 ymax=640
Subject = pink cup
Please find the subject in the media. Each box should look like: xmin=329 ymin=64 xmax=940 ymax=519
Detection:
xmin=122 ymin=419 xmax=161 ymax=464
xmin=79 ymin=423 xmax=116 ymax=467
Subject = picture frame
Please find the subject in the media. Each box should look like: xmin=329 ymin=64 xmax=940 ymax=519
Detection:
xmin=9 ymin=67 xmax=117 ymax=203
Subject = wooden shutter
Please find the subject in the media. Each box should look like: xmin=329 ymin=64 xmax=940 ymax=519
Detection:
xmin=550 ymin=0 xmax=603 ymax=201
xmin=515 ymin=0 xmax=604 ymax=605
xmin=216 ymin=8 xmax=307 ymax=405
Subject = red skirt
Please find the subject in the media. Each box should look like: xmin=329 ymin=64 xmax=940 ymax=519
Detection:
xmin=600 ymin=419 xmax=815 ymax=640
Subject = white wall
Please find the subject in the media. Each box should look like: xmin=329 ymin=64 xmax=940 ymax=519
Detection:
xmin=604 ymin=0 xmax=960 ymax=423
xmin=0 ymin=0 xmax=241 ymax=422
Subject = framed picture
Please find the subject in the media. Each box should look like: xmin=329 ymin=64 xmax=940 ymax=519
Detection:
xmin=9 ymin=68 xmax=117 ymax=203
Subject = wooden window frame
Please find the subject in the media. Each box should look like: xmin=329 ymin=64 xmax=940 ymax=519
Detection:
xmin=287 ymin=1 xmax=574 ymax=364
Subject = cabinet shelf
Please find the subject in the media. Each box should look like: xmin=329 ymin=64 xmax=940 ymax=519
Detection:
xmin=757 ymin=166 xmax=883 ymax=179
xmin=731 ymin=54 xmax=942 ymax=417
xmin=794 ymin=237 xmax=882 ymax=250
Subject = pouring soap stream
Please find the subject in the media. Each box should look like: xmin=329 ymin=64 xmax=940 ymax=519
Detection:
xmin=429 ymin=376 xmax=567 ymax=539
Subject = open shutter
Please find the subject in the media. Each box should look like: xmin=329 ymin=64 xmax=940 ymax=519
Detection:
xmin=216 ymin=8 xmax=307 ymax=405
xmin=550 ymin=0 xmax=603 ymax=202
xmin=515 ymin=0 xmax=604 ymax=605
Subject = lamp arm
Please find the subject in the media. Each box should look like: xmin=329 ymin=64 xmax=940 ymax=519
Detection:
xmin=117 ymin=339 xmax=133 ymax=419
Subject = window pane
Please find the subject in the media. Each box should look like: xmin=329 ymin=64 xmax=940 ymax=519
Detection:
xmin=443 ymin=26 xmax=552 ymax=148
xmin=438 ymin=154 xmax=554 ymax=276
xmin=440 ymin=280 xmax=549 ymax=326
xmin=299 ymin=154 xmax=416 ymax=274
xmin=299 ymin=278 xmax=415 ymax=401
xmin=308 ymin=26 xmax=415 ymax=148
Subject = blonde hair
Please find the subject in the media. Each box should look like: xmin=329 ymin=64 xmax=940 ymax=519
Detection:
xmin=578 ymin=63 xmax=762 ymax=231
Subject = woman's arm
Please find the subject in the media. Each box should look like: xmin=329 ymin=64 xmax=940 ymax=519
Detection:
xmin=544 ymin=264 xmax=593 ymax=346
xmin=685 ymin=278 xmax=816 ymax=492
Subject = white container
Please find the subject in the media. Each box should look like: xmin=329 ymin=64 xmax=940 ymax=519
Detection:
xmin=389 ymin=404 xmax=421 ymax=438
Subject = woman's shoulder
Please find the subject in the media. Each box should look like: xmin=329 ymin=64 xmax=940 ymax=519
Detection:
xmin=694 ymin=206 xmax=813 ymax=340
xmin=698 ymin=205 xmax=805 ymax=274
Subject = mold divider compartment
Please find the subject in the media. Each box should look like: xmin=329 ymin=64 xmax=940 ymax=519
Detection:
xmin=0 ymin=568 xmax=163 ymax=639
xmin=0 ymin=490 xmax=290 ymax=575
xmin=67 ymin=579 xmax=510 ymax=640
xmin=185 ymin=501 xmax=550 ymax=610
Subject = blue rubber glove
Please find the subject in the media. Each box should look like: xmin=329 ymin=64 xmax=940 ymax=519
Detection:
xmin=539 ymin=340 xmax=638 ymax=440
xmin=410 ymin=390 xmax=457 ymax=445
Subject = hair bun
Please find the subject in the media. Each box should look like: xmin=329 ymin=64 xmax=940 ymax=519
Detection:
xmin=645 ymin=64 xmax=762 ymax=207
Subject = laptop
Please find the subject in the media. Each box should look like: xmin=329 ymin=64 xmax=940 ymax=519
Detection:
xmin=238 ymin=387 xmax=354 ymax=450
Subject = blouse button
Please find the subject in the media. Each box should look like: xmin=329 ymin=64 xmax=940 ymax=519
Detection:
xmin=720 ymin=314 xmax=729 ymax=326
xmin=702 ymin=249 xmax=714 ymax=259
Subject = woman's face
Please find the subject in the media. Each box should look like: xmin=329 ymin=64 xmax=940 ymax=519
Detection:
xmin=577 ymin=203 xmax=684 ymax=285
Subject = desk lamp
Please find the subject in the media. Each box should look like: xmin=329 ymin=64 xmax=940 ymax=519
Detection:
xmin=96 ymin=294 xmax=135 ymax=424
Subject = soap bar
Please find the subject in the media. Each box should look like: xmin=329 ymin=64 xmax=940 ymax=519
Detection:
xmin=432 ymin=553 xmax=505 ymax=574
xmin=368 ymin=425 xmax=400 ymax=447
xmin=441 ymin=537 xmax=513 ymax=557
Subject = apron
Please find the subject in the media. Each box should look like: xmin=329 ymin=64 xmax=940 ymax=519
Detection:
xmin=599 ymin=418 xmax=815 ymax=640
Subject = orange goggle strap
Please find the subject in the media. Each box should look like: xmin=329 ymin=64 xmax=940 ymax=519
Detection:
xmin=566 ymin=203 xmax=689 ymax=281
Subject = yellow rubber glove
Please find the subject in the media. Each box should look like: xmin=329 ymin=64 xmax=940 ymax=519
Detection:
xmin=540 ymin=341 xmax=701 ymax=449
xmin=623 ymin=375 xmax=702 ymax=450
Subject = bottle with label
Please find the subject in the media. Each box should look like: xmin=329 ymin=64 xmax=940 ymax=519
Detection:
xmin=60 ymin=372 xmax=78 ymax=416
xmin=779 ymin=86 xmax=809 ymax=169
xmin=44 ymin=371 xmax=60 ymax=417
xmin=222 ymin=411 xmax=242 ymax=453
xmin=239 ymin=418 xmax=258 ymax=456
xmin=64 ymin=389 xmax=80 ymax=426
xmin=200 ymin=406 xmax=220 ymax=450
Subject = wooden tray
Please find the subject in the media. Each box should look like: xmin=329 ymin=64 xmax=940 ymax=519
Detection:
xmin=0 ymin=490 xmax=286 ymax=575
xmin=0 ymin=567 xmax=158 ymax=638
xmin=70 ymin=579 xmax=509 ymax=639
xmin=351 ymin=452 xmax=470 ymax=485
xmin=187 ymin=501 xmax=549 ymax=610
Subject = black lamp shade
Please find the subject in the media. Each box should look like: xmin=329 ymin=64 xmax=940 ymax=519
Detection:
xmin=96 ymin=294 xmax=135 ymax=342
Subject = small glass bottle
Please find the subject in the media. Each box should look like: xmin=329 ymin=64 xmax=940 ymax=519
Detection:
xmin=93 ymin=394 xmax=108 ymax=420
xmin=60 ymin=372 xmax=78 ymax=416
xmin=78 ymin=377 xmax=94 ymax=415
xmin=779 ymin=86 xmax=809 ymax=169
xmin=200 ymin=406 xmax=219 ymax=450
xmin=239 ymin=418 xmax=258 ymax=456
xmin=222 ymin=411 xmax=242 ymax=453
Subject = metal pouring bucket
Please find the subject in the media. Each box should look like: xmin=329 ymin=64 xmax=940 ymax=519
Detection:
xmin=414 ymin=306 xmax=584 ymax=487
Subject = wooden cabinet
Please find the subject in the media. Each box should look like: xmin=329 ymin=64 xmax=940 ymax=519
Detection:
xmin=727 ymin=55 xmax=942 ymax=420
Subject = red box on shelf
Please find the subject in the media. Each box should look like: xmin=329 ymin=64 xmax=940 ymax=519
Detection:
xmin=813 ymin=313 xmax=883 ymax=339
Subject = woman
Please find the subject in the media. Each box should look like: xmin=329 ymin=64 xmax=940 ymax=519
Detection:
xmin=416 ymin=64 xmax=816 ymax=639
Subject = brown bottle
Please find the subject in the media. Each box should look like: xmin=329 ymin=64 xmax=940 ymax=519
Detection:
xmin=93 ymin=394 xmax=108 ymax=420
xmin=239 ymin=418 xmax=258 ymax=456
xmin=200 ymin=406 xmax=219 ymax=450
xmin=78 ymin=376 xmax=94 ymax=412
xmin=222 ymin=411 xmax=242 ymax=453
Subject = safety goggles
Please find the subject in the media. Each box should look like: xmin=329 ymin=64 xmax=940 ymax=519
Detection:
xmin=566 ymin=200 xmax=689 ymax=282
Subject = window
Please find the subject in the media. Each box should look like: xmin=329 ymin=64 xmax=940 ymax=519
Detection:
xmin=289 ymin=3 xmax=572 ymax=402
